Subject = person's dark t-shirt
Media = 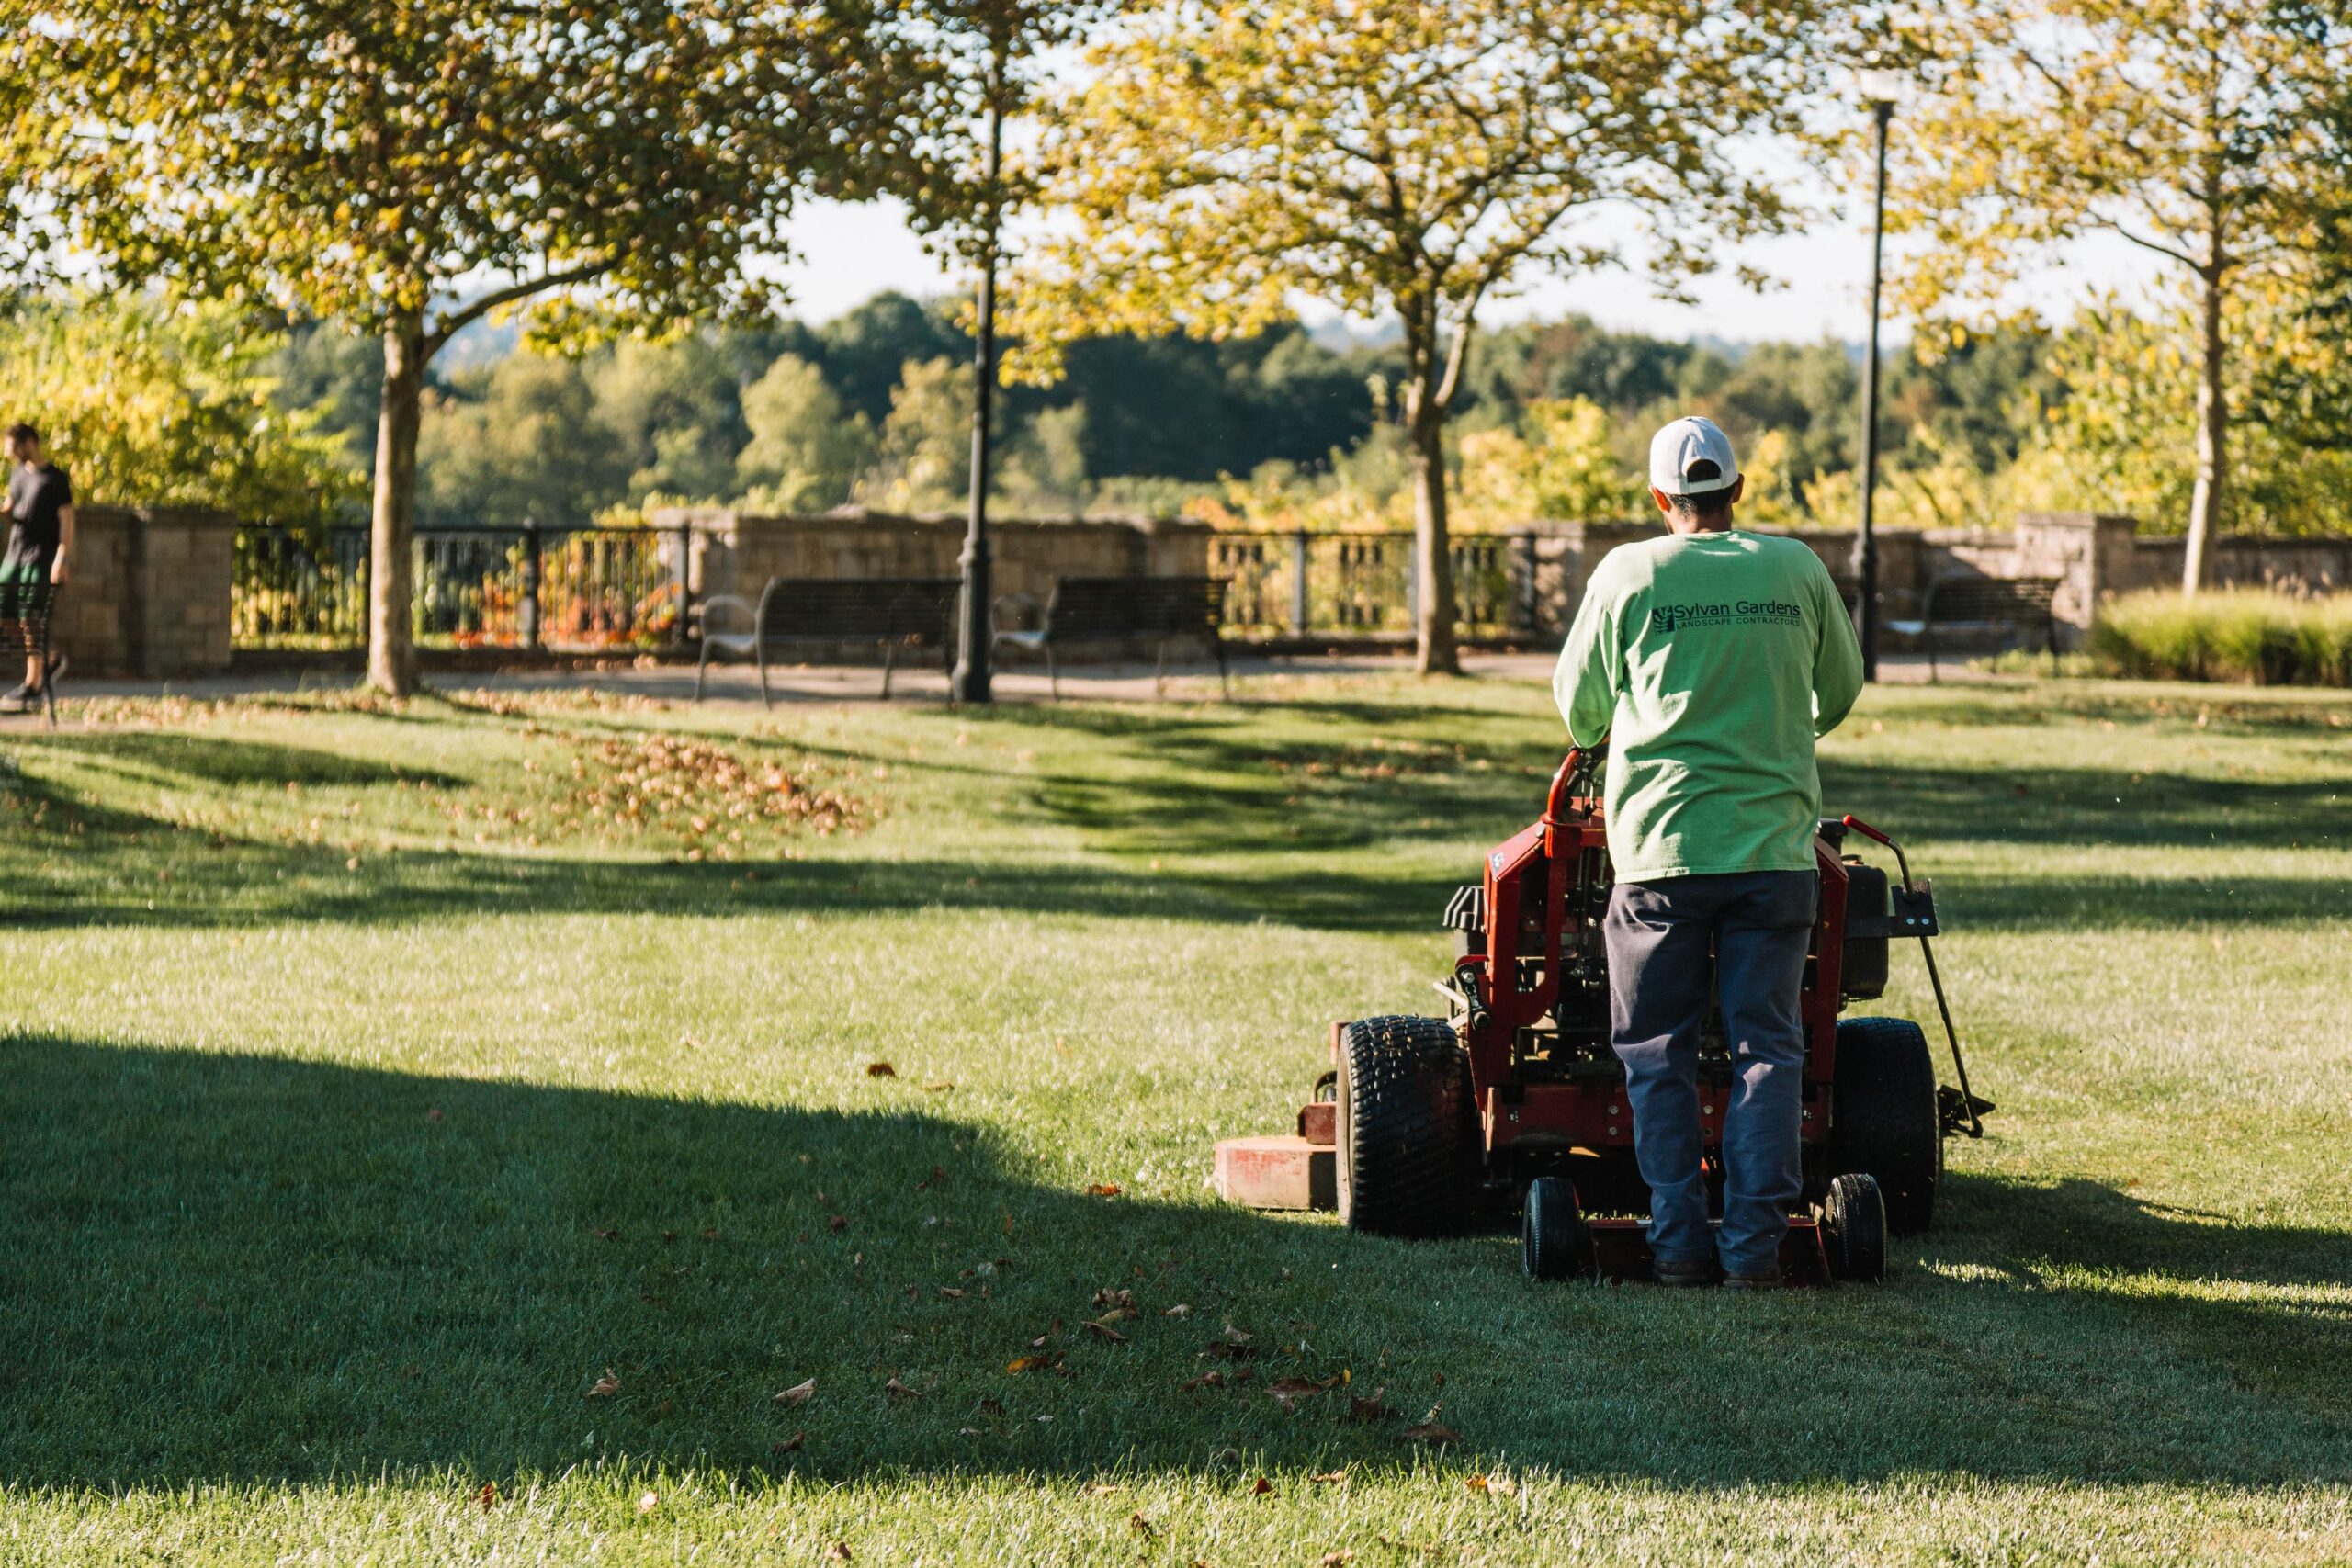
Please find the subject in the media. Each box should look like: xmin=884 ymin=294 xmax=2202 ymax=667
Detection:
xmin=7 ymin=462 xmax=72 ymax=553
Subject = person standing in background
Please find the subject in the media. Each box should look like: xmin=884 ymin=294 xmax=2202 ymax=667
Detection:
xmin=3 ymin=422 xmax=73 ymax=714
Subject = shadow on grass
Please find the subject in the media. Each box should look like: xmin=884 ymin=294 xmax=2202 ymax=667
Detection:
xmin=2 ymin=740 xmax=2343 ymax=936
xmin=5 ymin=1038 xmax=2347 ymax=1490
xmin=30 ymin=732 xmax=464 ymax=791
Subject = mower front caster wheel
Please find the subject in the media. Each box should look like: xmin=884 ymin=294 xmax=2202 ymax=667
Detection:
xmin=1821 ymin=1171 xmax=1887 ymax=1283
xmin=1521 ymin=1176 xmax=1596 ymax=1281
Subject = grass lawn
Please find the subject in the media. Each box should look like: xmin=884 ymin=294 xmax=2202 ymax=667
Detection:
xmin=2 ymin=671 xmax=2347 ymax=1565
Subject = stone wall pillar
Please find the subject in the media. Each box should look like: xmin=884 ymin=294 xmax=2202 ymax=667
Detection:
xmin=2016 ymin=513 xmax=2138 ymax=646
xmin=49 ymin=505 xmax=235 ymax=678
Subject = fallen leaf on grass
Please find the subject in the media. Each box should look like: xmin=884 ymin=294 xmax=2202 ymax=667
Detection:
xmin=922 ymin=1081 xmax=955 ymax=1093
xmin=1129 ymin=1511 xmax=1156 ymax=1540
xmin=824 ymin=1543 xmax=853 ymax=1562
xmin=477 ymin=1482 xmax=498 ymax=1511
xmin=1162 ymin=1303 xmax=1193 ymax=1318
xmin=637 ymin=1491 xmax=660 ymax=1515
xmin=1181 ymin=1371 xmax=1226 ymax=1392
xmin=885 ymin=1376 xmax=922 ymax=1399
xmin=1086 ymin=1183 xmax=1122 ymax=1197
xmin=1252 ymin=1476 xmax=1273 ymax=1496
xmin=586 ymin=1369 xmax=620 ymax=1398
xmin=1268 ymin=1374 xmax=1344 ymax=1397
xmin=1092 ymin=1287 xmax=1136 ymax=1312
xmin=1347 ymin=1387 xmax=1392 ymax=1422
xmin=978 ymin=1397 xmax=1006 ymax=1416
xmin=865 ymin=1062 xmax=897 ymax=1077
xmin=1309 ymin=1471 xmax=1348 ymax=1486
xmin=775 ymin=1378 xmax=816 ymax=1406
xmin=1465 ymin=1473 xmax=1517 ymax=1495
xmin=1006 ymin=1353 xmax=1065 ymax=1374
xmin=1082 ymin=1319 xmax=1129 ymax=1343
xmin=1321 ymin=1553 xmax=1355 ymax=1566
xmin=773 ymin=1431 xmax=805 ymax=1453
xmin=1400 ymin=1421 xmax=1462 ymax=1447
xmin=940 ymin=1286 xmax=967 ymax=1299
xmin=827 ymin=1215 xmax=848 ymax=1233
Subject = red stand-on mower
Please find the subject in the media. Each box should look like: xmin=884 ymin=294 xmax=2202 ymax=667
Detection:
xmin=1214 ymin=747 xmax=1993 ymax=1284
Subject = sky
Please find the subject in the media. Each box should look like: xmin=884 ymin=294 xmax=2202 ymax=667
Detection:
xmin=763 ymin=172 xmax=2170 ymax=347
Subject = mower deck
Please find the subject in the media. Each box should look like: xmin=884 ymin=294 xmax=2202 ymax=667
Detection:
xmin=1212 ymin=1111 xmax=1833 ymax=1284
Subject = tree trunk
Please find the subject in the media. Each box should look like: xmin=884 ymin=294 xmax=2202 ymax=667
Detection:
xmin=368 ymin=313 xmax=426 ymax=695
xmin=2182 ymin=268 xmax=2225 ymax=595
xmin=1407 ymin=400 xmax=1460 ymax=676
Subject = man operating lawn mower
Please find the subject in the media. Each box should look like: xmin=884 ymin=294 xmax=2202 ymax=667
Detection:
xmin=1553 ymin=416 xmax=1864 ymax=1290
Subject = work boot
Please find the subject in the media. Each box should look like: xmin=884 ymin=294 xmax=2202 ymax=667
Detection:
xmin=1652 ymin=1258 xmax=1716 ymax=1289
xmin=0 ymin=682 xmax=31 ymax=715
xmin=1721 ymin=1266 xmax=1782 ymax=1292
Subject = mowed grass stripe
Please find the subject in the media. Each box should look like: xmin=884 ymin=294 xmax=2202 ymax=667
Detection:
xmin=0 ymin=675 xmax=2346 ymax=1562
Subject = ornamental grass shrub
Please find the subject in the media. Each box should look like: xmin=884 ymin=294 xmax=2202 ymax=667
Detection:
xmin=2090 ymin=588 xmax=2352 ymax=685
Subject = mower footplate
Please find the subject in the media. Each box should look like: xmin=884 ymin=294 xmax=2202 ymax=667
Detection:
xmin=1585 ymin=1217 xmax=1832 ymax=1287
xmin=1214 ymin=1135 xmax=1335 ymax=1211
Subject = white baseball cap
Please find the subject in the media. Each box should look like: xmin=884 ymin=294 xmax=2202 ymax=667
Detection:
xmin=1648 ymin=416 xmax=1739 ymax=496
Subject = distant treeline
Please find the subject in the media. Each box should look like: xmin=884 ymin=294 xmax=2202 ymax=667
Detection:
xmin=263 ymin=290 xmax=2057 ymax=532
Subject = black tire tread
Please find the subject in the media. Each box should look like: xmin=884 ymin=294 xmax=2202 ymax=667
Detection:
xmin=1338 ymin=1015 xmax=1464 ymax=1238
xmin=1823 ymin=1171 xmax=1887 ymax=1282
xmin=1829 ymin=1015 xmax=1941 ymax=1235
xmin=1522 ymin=1176 xmax=1593 ymax=1281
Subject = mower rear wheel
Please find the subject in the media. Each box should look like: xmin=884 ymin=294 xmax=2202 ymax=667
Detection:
xmin=1521 ymin=1176 xmax=1596 ymax=1282
xmin=1821 ymin=1171 xmax=1887 ymax=1282
xmin=1335 ymin=1016 xmax=1467 ymax=1238
xmin=1829 ymin=1015 xmax=1941 ymax=1235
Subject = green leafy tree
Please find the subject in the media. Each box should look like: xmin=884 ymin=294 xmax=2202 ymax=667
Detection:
xmin=592 ymin=337 xmax=748 ymax=507
xmin=999 ymin=400 xmax=1092 ymax=514
xmin=737 ymin=355 xmax=876 ymax=513
xmin=6 ymin=1 xmax=888 ymax=692
xmin=0 ymin=295 xmax=356 ymax=522
xmin=859 ymin=357 xmax=978 ymax=513
xmin=1875 ymin=0 xmax=2352 ymax=587
xmin=1010 ymin=0 xmax=1822 ymax=672
xmin=417 ymin=353 xmax=628 ymax=531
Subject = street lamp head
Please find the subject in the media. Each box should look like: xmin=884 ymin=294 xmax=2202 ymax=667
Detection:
xmin=1856 ymin=66 xmax=1908 ymax=108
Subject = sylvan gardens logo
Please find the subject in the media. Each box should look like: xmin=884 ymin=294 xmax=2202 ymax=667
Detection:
xmin=1647 ymin=600 xmax=1804 ymax=636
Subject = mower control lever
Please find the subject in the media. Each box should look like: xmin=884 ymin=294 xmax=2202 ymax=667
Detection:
xmin=1840 ymin=814 xmax=1986 ymax=1141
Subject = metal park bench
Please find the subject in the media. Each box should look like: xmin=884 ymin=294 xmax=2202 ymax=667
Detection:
xmin=1886 ymin=573 xmax=2062 ymax=678
xmin=991 ymin=574 xmax=1232 ymax=699
xmin=695 ymin=575 xmax=961 ymax=705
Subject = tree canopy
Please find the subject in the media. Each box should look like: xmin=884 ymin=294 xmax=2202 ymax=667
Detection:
xmin=1877 ymin=0 xmax=2352 ymax=587
xmin=1009 ymin=0 xmax=1826 ymax=671
xmin=2 ymin=0 xmax=894 ymax=691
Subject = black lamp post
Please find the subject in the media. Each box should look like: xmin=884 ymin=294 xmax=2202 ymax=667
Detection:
xmin=1854 ymin=66 xmax=1904 ymax=682
xmin=950 ymin=40 xmax=1008 ymax=706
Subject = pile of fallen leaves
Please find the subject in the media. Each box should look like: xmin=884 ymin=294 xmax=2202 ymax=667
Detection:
xmin=566 ymin=731 xmax=866 ymax=851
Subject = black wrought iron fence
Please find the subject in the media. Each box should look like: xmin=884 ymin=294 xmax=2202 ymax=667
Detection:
xmin=234 ymin=524 xmax=688 ymax=651
xmin=1210 ymin=530 xmax=1530 ymax=640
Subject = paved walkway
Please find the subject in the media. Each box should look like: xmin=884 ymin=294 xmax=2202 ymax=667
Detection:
xmin=39 ymin=649 xmax=1973 ymax=710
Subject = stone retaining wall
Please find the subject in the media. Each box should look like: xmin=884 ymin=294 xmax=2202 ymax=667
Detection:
xmin=655 ymin=507 xmax=1215 ymax=615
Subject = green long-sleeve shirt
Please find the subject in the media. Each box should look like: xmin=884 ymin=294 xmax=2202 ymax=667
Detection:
xmin=1553 ymin=529 xmax=1864 ymax=883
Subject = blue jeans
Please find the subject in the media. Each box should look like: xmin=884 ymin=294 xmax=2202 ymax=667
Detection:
xmin=1603 ymin=870 xmax=1816 ymax=1275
